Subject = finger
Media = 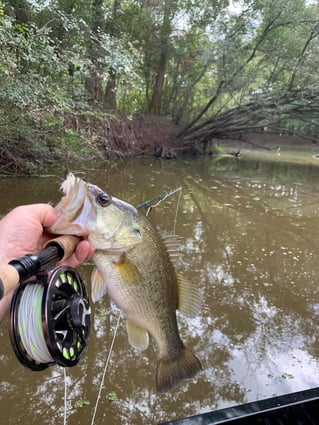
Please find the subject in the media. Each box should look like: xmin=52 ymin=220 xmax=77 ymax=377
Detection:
xmin=59 ymin=240 xmax=95 ymax=268
xmin=11 ymin=204 xmax=57 ymax=228
xmin=30 ymin=203 xmax=58 ymax=228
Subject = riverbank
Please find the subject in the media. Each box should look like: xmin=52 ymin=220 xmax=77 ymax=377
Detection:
xmin=0 ymin=113 xmax=183 ymax=175
xmin=1 ymin=112 xmax=319 ymax=175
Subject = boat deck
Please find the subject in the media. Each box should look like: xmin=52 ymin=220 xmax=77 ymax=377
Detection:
xmin=160 ymin=387 xmax=319 ymax=425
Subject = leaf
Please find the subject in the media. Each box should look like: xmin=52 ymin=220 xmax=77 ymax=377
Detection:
xmin=75 ymin=400 xmax=90 ymax=408
xmin=282 ymin=372 xmax=294 ymax=380
xmin=96 ymin=308 xmax=111 ymax=320
xmin=106 ymin=391 xmax=118 ymax=401
xmin=234 ymin=334 xmax=243 ymax=341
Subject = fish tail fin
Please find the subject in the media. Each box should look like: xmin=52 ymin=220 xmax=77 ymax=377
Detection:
xmin=156 ymin=346 xmax=202 ymax=393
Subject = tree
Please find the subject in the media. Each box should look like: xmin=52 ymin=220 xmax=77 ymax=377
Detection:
xmin=2 ymin=0 xmax=319 ymax=171
xmin=148 ymin=0 xmax=175 ymax=114
xmin=104 ymin=0 xmax=121 ymax=110
xmin=85 ymin=0 xmax=106 ymax=103
xmin=178 ymin=0 xmax=319 ymax=140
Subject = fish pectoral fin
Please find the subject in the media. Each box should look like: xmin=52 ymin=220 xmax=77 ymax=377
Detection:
xmin=114 ymin=254 xmax=142 ymax=284
xmin=91 ymin=266 xmax=107 ymax=303
xmin=176 ymin=273 xmax=200 ymax=317
xmin=126 ymin=318 xmax=149 ymax=351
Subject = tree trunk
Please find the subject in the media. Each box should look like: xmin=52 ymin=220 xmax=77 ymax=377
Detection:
xmin=104 ymin=0 xmax=121 ymax=110
xmin=148 ymin=0 xmax=172 ymax=115
xmin=105 ymin=67 xmax=117 ymax=110
xmin=86 ymin=0 xmax=104 ymax=103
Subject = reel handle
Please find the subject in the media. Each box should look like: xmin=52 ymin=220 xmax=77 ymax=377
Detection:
xmin=0 ymin=235 xmax=81 ymax=300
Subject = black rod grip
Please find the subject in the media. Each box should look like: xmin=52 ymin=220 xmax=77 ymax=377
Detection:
xmin=0 ymin=236 xmax=81 ymax=300
xmin=8 ymin=246 xmax=61 ymax=282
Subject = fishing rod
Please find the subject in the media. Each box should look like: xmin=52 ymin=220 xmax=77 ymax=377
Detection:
xmin=0 ymin=235 xmax=80 ymax=300
xmin=0 ymin=186 xmax=180 ymax=301
xmin=0 ymin=236 xmax=91 ymax=371
xmin=1 ymin=187 xmax=180 ymax=372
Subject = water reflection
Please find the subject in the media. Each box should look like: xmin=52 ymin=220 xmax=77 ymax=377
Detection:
xmin=0 ymin=156 xmax=319 ymax=424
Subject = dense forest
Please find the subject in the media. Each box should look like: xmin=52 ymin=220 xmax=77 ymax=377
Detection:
xmin=1 ymin=0 xmax=319 ymax=172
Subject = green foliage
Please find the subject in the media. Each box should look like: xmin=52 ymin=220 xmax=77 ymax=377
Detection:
xmin=0 ymin=0 xmax=319 ymax=172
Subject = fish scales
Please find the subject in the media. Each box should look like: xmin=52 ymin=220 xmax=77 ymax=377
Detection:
xmin=94 ymin=215 xmax=182 ymax=357
xmin=48 ymin=173 xmax=202 ymax=392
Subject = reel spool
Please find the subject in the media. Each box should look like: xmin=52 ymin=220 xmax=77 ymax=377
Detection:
xmin=10 ymin=266 xmax=91 ymax=371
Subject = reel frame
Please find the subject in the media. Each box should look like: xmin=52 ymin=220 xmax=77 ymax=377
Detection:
xmin=10 ymin=266 xmax=91 ymax=371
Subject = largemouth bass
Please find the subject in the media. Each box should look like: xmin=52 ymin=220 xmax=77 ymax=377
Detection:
xmin=49 ymin=173 xmax=202 ymax=392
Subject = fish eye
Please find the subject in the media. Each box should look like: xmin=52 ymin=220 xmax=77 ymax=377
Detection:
xmin=97 ymin=192 xmax=111 ymax=207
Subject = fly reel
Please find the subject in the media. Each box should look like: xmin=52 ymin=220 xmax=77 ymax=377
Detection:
xmin=10 ymin=266 xmax=91 ymax=371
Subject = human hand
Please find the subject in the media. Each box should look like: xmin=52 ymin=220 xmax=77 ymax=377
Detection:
xmin=0 ymin=203 xmax=95 ymax=320
xmin=0 ymin=203 xmax=94 ymax=265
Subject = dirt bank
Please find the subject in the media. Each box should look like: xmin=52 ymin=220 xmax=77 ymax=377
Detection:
xmin=73 ymin=113 xmax=319 ymax=159
xmin=1 ymin=112 xmax=319 ymax=174
xmin=62 ymin=112 xmax=188 ymax=160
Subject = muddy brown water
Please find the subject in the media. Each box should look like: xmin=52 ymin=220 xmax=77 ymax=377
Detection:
xmin=0 ymin=155 xmax=319 ymax=424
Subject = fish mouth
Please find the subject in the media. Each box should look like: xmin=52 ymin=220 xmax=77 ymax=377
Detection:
xmin=48 ymin=173 xmax=93 ymax=236
xmin=48 ymin=174 xmax=142 ymax=253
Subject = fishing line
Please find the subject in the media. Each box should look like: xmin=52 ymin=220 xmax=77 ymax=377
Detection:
xmin=137 ymin=187 xmax=182 ymax=216
xmin=17 ymin=283 xmax=53 ymax=364
xmin=5 ymin=237 xmax=91 ymax=425
xmin=10 ymin=267 xmax=91 ymax=372
xmin=147 ymin=186 xmax=182 ymax=217
xmin=63 ymin=367 xmax=68 ymax=425
xmin=143 ymin=187 xmax=182 ymax=233
xmin=91 ymin=311 xmax=122 ymax=425
xmin=173 ymin=187 xmax=182 ymax=235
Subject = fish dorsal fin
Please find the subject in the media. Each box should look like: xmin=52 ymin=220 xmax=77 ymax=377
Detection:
xmin=91 ymin=266 xmax=107 ymax=303
xmin=159 ymin=231 xmax=181 ymax=265
xmin=126 ymin=318 xmax=149 ymax=351
xmin=176 ymin=273 xmax=200 ymax=317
